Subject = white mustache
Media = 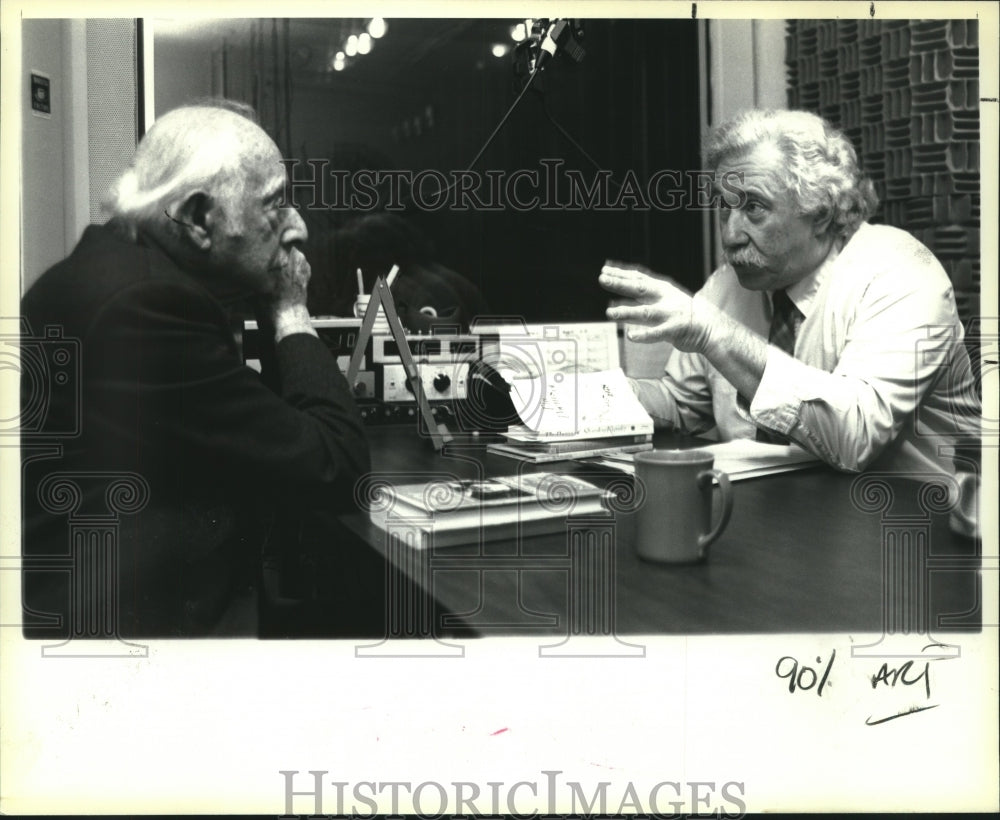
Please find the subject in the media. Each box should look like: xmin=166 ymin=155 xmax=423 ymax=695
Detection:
xmin=725 ymin=247 xmax=766 ymax=268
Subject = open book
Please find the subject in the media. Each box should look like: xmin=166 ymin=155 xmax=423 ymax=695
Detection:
xmin=505 ymin=367 xmax=653 ymax=441
xmin=591 ymin=439 xmax=822 ymax=481
xmin=488 ymin=367 xmax=654 ymax=461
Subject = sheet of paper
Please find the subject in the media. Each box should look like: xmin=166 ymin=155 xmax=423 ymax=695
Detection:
xmin=506 ymin=367 xmax=654 ymax=440
xmin=594 ymin=439 xmax=820 ymax=480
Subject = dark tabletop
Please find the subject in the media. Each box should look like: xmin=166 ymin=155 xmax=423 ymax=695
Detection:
xmin=341 ymin=426 xmax=981 ymax=638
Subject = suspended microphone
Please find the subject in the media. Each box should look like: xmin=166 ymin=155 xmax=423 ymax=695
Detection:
xmin=531 ymin=19 xmax=586 ymax=73
xmin=533 ymin=20 xmax=561 ymax=71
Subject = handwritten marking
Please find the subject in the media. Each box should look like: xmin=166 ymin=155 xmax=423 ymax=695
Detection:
xmin=490 ymin=727 xmax=509 ymax=736
xmin=865 ymin=704 xmax=939 ymax=726
xmin=691 ymin=3 xmax=697 ymax=18
xmin=871 ymin=660 xmax=931 ymax=699
xmin=869 ymin=1 xmax=876 ymax=17
xmin=775 ymin=649 xmax=835 ymax=696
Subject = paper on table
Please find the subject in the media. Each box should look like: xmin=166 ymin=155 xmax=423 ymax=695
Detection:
xmin=507 ymin=367 xmax=654 ymax=441
xmin=593 ymin=438 xmax=821 ymax=481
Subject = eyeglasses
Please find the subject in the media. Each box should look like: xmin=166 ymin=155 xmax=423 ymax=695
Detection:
xmin=163 ymin=208 xmax=194 ymax=229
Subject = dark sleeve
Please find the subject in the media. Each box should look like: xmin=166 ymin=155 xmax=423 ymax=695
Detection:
xmin=86 ymin=278 xmax=370 ymax=509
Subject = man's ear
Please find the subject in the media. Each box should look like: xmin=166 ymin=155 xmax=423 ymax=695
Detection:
xmin=173 ymin=192 xmax=215 ymax=251
xmin=812 ymin=208 xmax=834 ymax=237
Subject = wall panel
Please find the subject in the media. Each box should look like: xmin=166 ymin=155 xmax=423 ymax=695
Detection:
xmin=787 ymin=19 xmax=981 ymax=332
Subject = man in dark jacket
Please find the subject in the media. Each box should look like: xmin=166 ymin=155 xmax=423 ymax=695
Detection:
xmin=20 ymin=103 xmax=372 ymax=638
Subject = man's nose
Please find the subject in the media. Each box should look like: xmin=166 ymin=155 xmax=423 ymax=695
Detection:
xmin=719 ymin=207 xmax=746 ymax=247
xmin=280 ymin=207 xmax=308 ymax=247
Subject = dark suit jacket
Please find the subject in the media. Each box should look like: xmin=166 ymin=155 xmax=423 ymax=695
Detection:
xmin=20 ymin=223 xmax=371 ymax=638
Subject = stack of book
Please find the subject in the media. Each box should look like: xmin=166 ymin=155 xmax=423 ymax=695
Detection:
xmin=487 ymin=433 xmax=653 ymax=463
xmin=368 ymin=473 xmax=612 ymax=548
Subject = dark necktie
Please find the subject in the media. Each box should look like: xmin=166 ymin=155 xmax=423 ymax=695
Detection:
xmin=756 ymin=289 xmax=803 ymax=443
xmin=768 ymin=289 xmax=801 ymax=356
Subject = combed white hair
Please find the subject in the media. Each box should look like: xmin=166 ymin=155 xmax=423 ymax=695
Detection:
xmin=705 ymin=109 xmax=878 ymax=240
xmin=103 ymin=105 xmax=267 ymax=230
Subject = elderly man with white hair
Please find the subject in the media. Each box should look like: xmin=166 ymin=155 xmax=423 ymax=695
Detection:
xmin=21 ymin=101 xmax=372 ymax=638
xmin=601 ymin=108 xmax=980 ymax=475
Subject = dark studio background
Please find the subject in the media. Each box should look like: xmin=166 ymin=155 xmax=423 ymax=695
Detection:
xmin=269 ymin=19 xmax=705 ymax=321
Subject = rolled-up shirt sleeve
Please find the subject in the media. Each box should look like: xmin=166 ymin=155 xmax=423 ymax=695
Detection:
xmin=628 ymin=347 xmax=717 ymax=435
xmin=749 ymin=267 xmax=965 ymax=472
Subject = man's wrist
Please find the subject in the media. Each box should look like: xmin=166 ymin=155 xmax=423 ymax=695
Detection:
xmin=272 ymin=303 xmax=317 ymax=342
xmin=688 ymin=292 xmax=720 ymax=355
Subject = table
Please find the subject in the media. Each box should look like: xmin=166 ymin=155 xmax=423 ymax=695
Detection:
xmin=341 ymin=426 xmax=982 ymax=640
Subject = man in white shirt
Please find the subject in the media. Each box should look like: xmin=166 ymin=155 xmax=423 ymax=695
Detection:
xmin=600 ymin=109 xmax=980 ymax=474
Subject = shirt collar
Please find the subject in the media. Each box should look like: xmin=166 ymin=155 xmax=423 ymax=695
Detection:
xmin=775 ymin=242 xmax=842 ymax=319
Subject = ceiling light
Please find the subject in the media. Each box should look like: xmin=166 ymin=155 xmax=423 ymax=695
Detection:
xmin=511 ymin=23 xmax=526 ymax=42
xmin=368 ymin=17 xmax=387 ymax=39
xmin=357 ymin=32 xmax=372 ymax=54
xmin=345 ymin=34 xmax=358 ymax=56
xmin=492 ymin=43 xmax=509 ymax=58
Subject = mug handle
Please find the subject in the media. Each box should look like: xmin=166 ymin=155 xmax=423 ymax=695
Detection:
xmin=697 ymin=469 xmax=734 ymax=553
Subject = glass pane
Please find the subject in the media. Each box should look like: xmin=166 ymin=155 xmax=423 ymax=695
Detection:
xmin=151 ymin=17 xmax=703 ymax=326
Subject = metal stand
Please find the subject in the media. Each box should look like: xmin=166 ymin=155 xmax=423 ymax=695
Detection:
xmin=346 ymin=276 xmax=452 ymax=451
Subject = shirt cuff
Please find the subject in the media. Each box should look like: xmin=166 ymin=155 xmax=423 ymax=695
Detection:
xmin=627 ymin=375 xmax=679 ymax=429
xmin=747 ymin=348 xmax=806 ymax=435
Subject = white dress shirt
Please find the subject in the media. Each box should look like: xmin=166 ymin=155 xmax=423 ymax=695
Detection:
xmin=629 ymin=223 xmax=981 ymax=473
